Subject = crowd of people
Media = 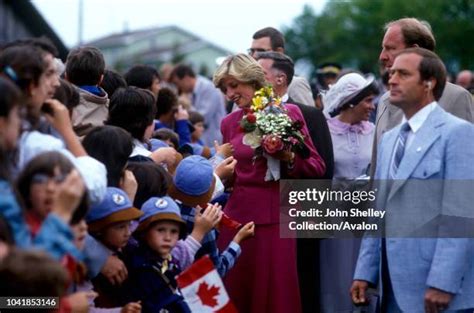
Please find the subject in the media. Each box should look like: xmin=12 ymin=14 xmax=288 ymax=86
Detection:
xmin=0 ymin=16 xmax=473 ymax=313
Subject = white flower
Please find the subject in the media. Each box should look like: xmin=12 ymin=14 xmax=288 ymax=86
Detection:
xmin=243 ymin=129 xmax=262 ymax=148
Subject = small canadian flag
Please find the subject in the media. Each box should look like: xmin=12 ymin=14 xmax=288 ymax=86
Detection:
xmin=176 ymin=256 xmax=238 ymax=313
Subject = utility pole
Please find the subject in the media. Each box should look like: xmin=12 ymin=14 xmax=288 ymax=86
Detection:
xmin=78 ymin=0 xmax=83 ymax=45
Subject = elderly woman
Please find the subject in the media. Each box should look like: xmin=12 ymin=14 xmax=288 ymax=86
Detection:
xmin=319 ymin=72 xmax=379 ymax=313
xmin=213 ymin=53 xmax=325 ymax=313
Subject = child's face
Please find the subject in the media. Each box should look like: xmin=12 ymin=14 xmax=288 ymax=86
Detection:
xmin=192 ymin=121 xmax=205 ymax=141
xmin=71 ymin=220 xmax=88 ymax=250
xmin=150 ymin=77 xmax=161 ymax=98
xmin=102 ymin=221 xmax=132 ymax=250
xmin=0 ymin=105 xmax=20 ymax=150
xmin=145 ymin=221 xmax=180 ymax=258
xmin=29 ymin=167 xmax=65 ymax=220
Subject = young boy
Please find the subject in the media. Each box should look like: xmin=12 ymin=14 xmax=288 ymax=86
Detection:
xmin=187 ymin=111 xmax=213 ymax=158
xmin=65 ymin=46 xmax=109 ymax=137
xmin=168 ymin=155 xmax=254 ymax=277
xmin=128 ymin=196 xmax=192 ymax=313
xmin=86 ymin=187 xmax=142 ymax=311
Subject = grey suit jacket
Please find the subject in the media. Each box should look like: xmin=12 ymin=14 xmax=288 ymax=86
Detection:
xmin=369 ymin=82 xmax=474 ymax=178
xmin=288 ymin=76 xmax=314 ymax=107
xmin=355 ymin=105 xmax=474 ymax=312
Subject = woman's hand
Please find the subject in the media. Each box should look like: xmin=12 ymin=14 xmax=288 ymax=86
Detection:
xmin=43 ymin=99 xmax=88 ymax=156
xmin=271 ymin=150 xmax=295 ymax=163
xmin=42 ymin=99 xmax=73 ymax=134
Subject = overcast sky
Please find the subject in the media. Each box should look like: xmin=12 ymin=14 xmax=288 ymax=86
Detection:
xmin=32 ymin=0 xmax=327 ymax=53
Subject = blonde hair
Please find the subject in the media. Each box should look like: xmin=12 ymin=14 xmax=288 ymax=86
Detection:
xmin=213 ymin=53 xmax=266 ymax=91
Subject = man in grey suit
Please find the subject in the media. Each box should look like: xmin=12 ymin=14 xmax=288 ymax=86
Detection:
xmin=351 ymin=48 xmax=474 ymax=312
xmin=370 ymin=18 xmax=473 ymax=178
xmin=249 ymin=27 xmax=315 ymax=107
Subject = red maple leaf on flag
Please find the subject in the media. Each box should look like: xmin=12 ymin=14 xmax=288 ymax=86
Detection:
xmin=197 ymin=281 xmax=220 ymax=307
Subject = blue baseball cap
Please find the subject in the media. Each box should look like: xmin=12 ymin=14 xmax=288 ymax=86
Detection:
xmin=135 ymin=196 xmax=187 ymax=238
xmin=86 ymin=187 xmax=143 ymax=232
xmin=168 ymin=155 xmax=216 ymax=207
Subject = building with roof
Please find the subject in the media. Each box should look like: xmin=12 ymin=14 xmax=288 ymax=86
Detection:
xmin=0 ymin=0 xmax=68 ymax=60
xmin=85 ymin=25 xmax=232 ymax=76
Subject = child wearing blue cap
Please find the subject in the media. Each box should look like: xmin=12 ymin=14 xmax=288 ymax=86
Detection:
xmin=85 ymin=187 xmax=143 ymax=312
xmin=168 ymin=155 xmax=255 ymax=277
xmin=128 ymin=196 xmax=191 ymax=313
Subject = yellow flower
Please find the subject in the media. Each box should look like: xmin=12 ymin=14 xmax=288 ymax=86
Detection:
xmin=274 ymin=97 xmax=282 ymax=107
xmin=251 ymin=86 xmax=281 ymax=111
xmin=252 ymin=96 xmax=265 ymax=111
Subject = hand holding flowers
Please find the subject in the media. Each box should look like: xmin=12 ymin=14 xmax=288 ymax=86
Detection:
xmin=239 ymin=86 xmax=309 ymax=180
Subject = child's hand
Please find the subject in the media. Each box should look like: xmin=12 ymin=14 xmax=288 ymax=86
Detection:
xmin=191 ymin=203 xmax=222 ymax=243
xmin=214 ymin=156 xmax=237 ymax=181
xmin=101 ymin=255 xmax=128 ymax=285
xmin=65 ymin=291 xmax=97 ymax=313
xmin=174 ymin=105 xmax=189 ymax=121
xmin=233 ymin=222 xmax=255 ymax=245
xmin=52 ymin=169 xmax=85 ymax=223
xmin=214 ymin=141 xmax=234 ymax=158
xmin=121 ymin=301 xmax=142 ymax=313
xmin=150 ymin=147 xmax=178 ymax=167
xmin=120 ymin=170 xmax=138 ymax=202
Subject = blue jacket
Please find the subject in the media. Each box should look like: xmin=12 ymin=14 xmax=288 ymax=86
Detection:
xmin=0 ymin=180 xmax=81 ymax=260
xmin=127 ymin=244 xmax=190 ymax=313
xmin=354 ymin=106 xmax=474 ymax=311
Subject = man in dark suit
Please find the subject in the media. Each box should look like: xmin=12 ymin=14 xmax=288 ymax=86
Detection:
xmin=256 ymin=51 xmax=334 ymax=179
xmin=256 ymin=51 xmax=334 ymax=313
xmin=249 ymin=27 xmax=315 ymax=108
xmin=370 ymin=18 xmax=473 ymax=178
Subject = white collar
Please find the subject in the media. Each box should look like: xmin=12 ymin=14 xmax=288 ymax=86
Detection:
xmin=402 ymin=101 xmax=437 ymax=134
xmin=130 ymin=139 xmax=152 ymax=157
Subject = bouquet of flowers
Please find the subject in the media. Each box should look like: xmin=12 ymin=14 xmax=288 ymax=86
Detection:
xmin=239 ymin=86 xmax=309 ymax=181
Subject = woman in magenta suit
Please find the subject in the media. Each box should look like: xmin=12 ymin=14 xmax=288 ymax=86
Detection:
xmin=213 ymin=54 xmax=326 ymax=313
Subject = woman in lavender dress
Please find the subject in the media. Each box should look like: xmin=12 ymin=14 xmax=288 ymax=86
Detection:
xmin=319 ymin=73 xmax=379 ymax=312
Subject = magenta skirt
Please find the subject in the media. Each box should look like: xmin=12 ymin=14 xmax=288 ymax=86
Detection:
xmin=218 ymin=223 xmax=302 ymax=313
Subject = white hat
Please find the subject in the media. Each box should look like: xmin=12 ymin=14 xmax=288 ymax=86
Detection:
xmin=322 ymin=73 xmax=375 ymax=117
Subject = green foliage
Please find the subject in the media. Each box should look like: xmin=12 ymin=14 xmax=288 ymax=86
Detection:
xmin=283 ymin=0 xmax=474 ymax=74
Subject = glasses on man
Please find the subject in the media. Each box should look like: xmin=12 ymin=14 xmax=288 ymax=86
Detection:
xmin=247 ymin=48 xmax=270 ymax=55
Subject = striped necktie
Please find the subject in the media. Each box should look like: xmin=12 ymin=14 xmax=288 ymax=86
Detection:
xmin=390 ymin=123 xmax=411 ymax=178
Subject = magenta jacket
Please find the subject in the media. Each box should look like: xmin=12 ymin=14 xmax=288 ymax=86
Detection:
xmin=221 ymin=103 xmax=325 ymax=225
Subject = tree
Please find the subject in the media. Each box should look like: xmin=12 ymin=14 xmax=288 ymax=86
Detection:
xmin=284 ymin=0 xmax=474 ymax=75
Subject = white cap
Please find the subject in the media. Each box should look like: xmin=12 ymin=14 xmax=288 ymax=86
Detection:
xmin=322 ymin=73 xmax=375 ymax=116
